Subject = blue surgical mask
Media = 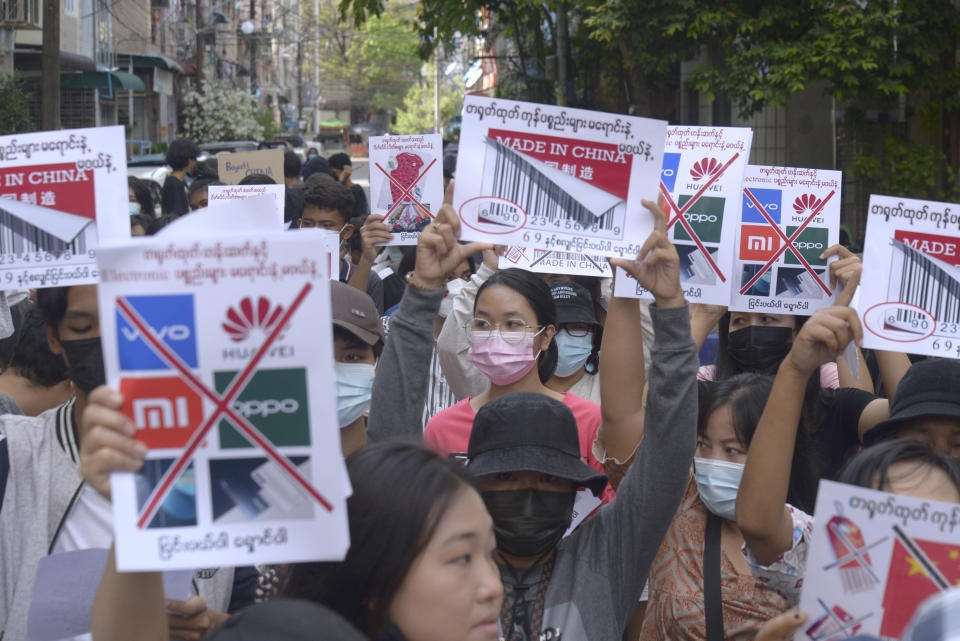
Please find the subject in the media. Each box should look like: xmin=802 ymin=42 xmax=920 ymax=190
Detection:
xmin=335 ymin=362 xmax=375 ymax=428
xmin=553 ymin=329 xmax=594 ymax=377
xmin=129 ymin=202 xmax=141 ymax=216
xmin=693 ymin=457 xmax=745 ymax=520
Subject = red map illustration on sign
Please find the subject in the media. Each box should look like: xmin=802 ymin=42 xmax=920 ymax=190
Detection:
xmin=389 ymin=153 xmax=426 ymax=203
xmin=881 ymin=537 xmax=960 ymax=639
xmin=0 ymin=163 xmax=97 ymax=219
xmin=794 ymin=194 xmax=823 ymax=216
xmin=223 ymin=296 xmax=286 ymax=342
xmin=690 ymin=157 xmax=722 ymax=181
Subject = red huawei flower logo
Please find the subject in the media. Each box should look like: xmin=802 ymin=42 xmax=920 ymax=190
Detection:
xmin=690 ymin=158 xmax=722 ymax=181
xmin=794 ymin=194 xmax=823 ymax=216
xmin=222 ymin=296 xmax=285 ymax=342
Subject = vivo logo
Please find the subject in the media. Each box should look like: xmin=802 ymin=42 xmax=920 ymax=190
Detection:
xmin=747 ymin=235 xmax=773 ymax=251
xmin=121 ymin=324 xmax=191 ymax=342
xmin=133 ymin=397 xmax=190 ymax=429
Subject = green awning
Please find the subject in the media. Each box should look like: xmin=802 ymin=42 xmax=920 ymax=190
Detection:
xmin=116 ymin=52 xmax=184 ymax=74
xmin=60 ymin=71 xmax=146 ymax=92
xmin=318 ymin=118 xmax=349 ymax=128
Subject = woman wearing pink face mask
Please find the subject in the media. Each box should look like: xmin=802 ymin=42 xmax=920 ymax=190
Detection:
xmin=424 ymin=269 xmax=610 ymax=496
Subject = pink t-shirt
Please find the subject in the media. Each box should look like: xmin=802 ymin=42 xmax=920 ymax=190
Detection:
xmin=697 ymin=363 xmax=840 ymax=389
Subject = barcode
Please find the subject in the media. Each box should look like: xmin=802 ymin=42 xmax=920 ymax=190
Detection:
xmin=889 ymin=240 xmax=960 ymax=335
xmin=482 ymin=138 xmax=621 ymax=236
xmin=531 ymin=250 xmax=606 ymax=270
xmin=0 ymin=209 xmax=87 ymax=256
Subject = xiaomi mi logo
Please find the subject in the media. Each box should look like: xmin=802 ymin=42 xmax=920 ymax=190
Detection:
xmin=739 ymin=225 xmax=781 ymax=262
xmin=120 ymin=377 xmax=203 ymax=450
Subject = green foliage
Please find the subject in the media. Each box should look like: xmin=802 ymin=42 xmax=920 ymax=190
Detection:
xmin=0 ymin=74 xmax=33 ymax=135
xmin=255 ymin=108 xmax=281 ymax=140
xmin=181 ymin=89 xmax=264 ymax=142
xmin=392 ymin=70 xmax=463 ymax=135
xmin=851 ymin=137 xmax=960 ymax=203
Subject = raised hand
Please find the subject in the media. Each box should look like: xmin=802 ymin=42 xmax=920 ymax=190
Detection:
xmin=822 ymin=243 xmax=863 ymax=290
xmin=79 ymin=386 xmax=147 ymax=499
xmin=359 ymin=214 xmax=393 ymax=262
xmin=609 ymin=197 xmax=684 ymax=308
xmin=782 ymin=274 xmax=863 ymax=377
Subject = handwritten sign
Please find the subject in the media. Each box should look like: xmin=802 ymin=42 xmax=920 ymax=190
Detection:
xmin=0 ymin=126 xmax=127 ymax=290
xmin=455 ymin=96 xmax=667 ymax=258
xmin=208 ymin=184 xmax=285 ymax=229
xmin=798 ymin=479 xmax=960 ymax=640
xmin=99 ymin=233 xmax=349 ymax=570
xmin=369 ymin=134 xmax=443 ymax=245
xmin=729 ymin=165 xmax=841 ymax=314
xmin=499 ymin=246 xmax=611 ymax=277
xmin=217 ymin=149 xmax=285 ymax=185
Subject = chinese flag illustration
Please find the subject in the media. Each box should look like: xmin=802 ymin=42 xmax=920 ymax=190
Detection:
xmin=881 ymin=536 xmax=960 ymax=638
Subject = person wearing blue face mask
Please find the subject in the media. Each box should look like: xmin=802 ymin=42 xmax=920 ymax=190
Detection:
xmin=547 ymin=280 xmax=601 ymax=405
xmin=330 ymin=280 xmax=384 ymax=457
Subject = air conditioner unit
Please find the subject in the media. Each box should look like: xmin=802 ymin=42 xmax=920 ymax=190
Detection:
xmin=0 ymin=0 xmax=39 ymax=29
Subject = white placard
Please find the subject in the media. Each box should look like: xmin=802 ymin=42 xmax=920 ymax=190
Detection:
xmin=729 ymin=166 xmax=841 ymax=314
xmin=0 ymin=126 xmax=128 ymax=289
xmin=208 ymin=184 xmax=285 ymax=229
xmin=99 ymin=234 xmax=349 ymax=570
xmin=797 ymin=479 xmax=960 ymax=640
xmin=455 ymin=96 xmax=667 ymax=258
xmin=612 ymin=125 xmax=753 ymax=302
xmin=369 ymin=134 xmax=444 ymax=245
xmin=858 ymin=194 xmax=960 ymax=358
xmin=498 ymin=246 xmax=611 ymax=277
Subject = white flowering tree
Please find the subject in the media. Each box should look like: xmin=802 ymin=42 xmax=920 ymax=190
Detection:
xmin=180 ymin=88 xmax=264 ymax=142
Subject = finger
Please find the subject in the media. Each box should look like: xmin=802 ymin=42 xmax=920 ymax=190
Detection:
xmin=89 ymin=386 xmax=124 ymax=410
xmin=758 ymin=608 xmax=806 ymax=641
xmin=820 ymin=244 xmax=852 ymax=261
xmin=637 ymin=230 xmax=667 ymax=263
xmin=436 ymin=223 xmax=459 ymax=254
xmin=443 ymin=179 xmax=455 ymax=206
xmin=643 ymin=198 xmax=667 ymax=234
xmin=83 ymin=403 xmax=136 ymax=438
xmin=608 ymin=258 xmax=641 ymax=279
xmin=365 ymin=232 xmax=394 ymax=245
xmin=87 ymin=424 xmax=149 ymax=460
xmin=167 ymin=596 xmax=207 ymax=617
xmin=364 ymin=214 xmax=386 ymax=226
xmin=805 ymin=323 xmax=842 ymax=354
xmin=835 ymin=264 xmax=862 ymax=307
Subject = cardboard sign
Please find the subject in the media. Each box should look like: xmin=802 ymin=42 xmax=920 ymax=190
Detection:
xmin=729 ymin=166 xmax=841 ymax=314
xmin=369 ymin=134 xmax=444 ymax=245
xmin=455 ymin=96 xmax=667 ymax=258
xmin=857 ymin=194 xmax=960 ymax=357
xmin=0 ymin=126 xmax=128 ymax=290
xmin=99 ymin=233 xmax=349 ymax=570
xmin=498 ymin=246 xmax=611 ymax=277
xmin=798 ymin=480 xmax=960 ymax=640
xmin=217 ymin=149 xmax=285 ymax=185
xmin=612 ymin=125 xmax=753 ymax=302
xmin=208 ymin=184 xmax=285 ymax=229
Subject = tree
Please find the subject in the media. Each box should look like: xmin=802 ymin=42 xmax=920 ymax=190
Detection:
xmin=181 ymin=88 xmax=264 ymax=142
xmin=0 ymin=74 xmax=33 ymax=135
xmin=393 ymin=70 xmax=463 ymax=135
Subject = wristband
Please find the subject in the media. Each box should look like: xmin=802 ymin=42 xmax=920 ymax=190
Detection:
xmin=405 ymin=272 xmax=444 ymax=292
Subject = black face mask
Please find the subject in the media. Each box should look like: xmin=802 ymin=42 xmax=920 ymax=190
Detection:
xmin=726 ymin=325 xmax=794 ymax=374
xmin=61 ymin=337 xmax=105 ymax=394
xmin=481 ymin=488 xmax=576 ymax=558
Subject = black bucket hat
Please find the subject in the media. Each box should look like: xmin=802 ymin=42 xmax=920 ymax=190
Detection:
xmin=467 ymin=391 xmax=608 ymax=496
xmin=550 ymin=280 xmax=599 ymax=327
xmin=863 ymin=359 xmax=960 ymax=446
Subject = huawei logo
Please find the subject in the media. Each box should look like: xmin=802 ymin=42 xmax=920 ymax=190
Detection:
xmin=690 ymin=158 xmax=721 ymax=181
xmin=793 ymin=194 xmax=823 ymax=216
xmin=222 ymin=297 xmax=285 ymax=342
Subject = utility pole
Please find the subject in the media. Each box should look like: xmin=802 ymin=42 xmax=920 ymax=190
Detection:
xmin=296 ymin=37 xmax=303 ymax=123
xmin=555 ymin=1 xmax=569 ymax=106
xmin=249 ymin=0 xmax=257 ymax=97
xmin=41 ymin=0 xmax=60 ymax=129
xmin=313 ymin=0 xmax=319 ymax=132
xmin=195 ymin=0 xmax=203 ymax=93
xmin=433 ymin=29 xmax=440 ymax=135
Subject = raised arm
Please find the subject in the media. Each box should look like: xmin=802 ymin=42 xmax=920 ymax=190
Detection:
xmin=874 ymin=350 xmax=913 ymax=399
xmin=690 ymin=303 xmax=727 ymax=351
xmin=824 ymin=244 xmax=873 ymax=392
xmin=92 ymin=545 xmax=168 ymax=641
xmin=737 ymin=273 xmax=863 ymax=565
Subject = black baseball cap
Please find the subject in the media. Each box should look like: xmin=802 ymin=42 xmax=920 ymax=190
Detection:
xmin=467 ymin=392 xmax=608 ymax=496
xmin=551 ymin=281 xmax=599 ymax=327
xmin=863 ymin=359 xmax=960 ymax=446
xmin=331 ymin=280 xmax=384 ymax=346
xmin=208 ymin=599 xmax=368 ymax=641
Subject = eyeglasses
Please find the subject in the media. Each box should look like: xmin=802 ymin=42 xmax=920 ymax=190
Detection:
xmin=560 ymin=324 xmax=594 ymax=338
xmin=463 ymin=318 xmax=544 ymax=344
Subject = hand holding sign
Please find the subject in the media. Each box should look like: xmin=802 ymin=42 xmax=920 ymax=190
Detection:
xmin=79 ymin=386 xmax=147 ymax=499
xmin=823 ymin=243 xmax=862 ymax=291
xmin=782 ymin=274 xmax=863 ymax=378
xmin=609 ymin=197 xmax=684 ymax=309
xmin=360 ymin=214 xmax=392 ymax=259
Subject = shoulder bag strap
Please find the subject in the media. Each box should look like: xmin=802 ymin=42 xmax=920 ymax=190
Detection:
xmin=704 ymin=512 xmax=725 ymax=641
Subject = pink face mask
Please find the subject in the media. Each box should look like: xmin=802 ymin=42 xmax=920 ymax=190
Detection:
xmin=467 ymin=331 xmax=542 ymax=386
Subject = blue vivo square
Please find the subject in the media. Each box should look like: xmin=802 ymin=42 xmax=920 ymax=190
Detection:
xmin=660 ymin=153 xmax=681 ymax=192
xmin=117 ymin=294 xmax=198 ymax=371
xmin=742 ymin=187 xmax=781 ymax=224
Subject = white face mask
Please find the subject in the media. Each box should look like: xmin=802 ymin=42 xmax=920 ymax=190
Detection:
xmin=438 ymin=278 xmax=466 ymax=319
xmin=693 ymin=457 xmax=745 ymax=521
xmin=335 ymin=362 xmax=375 ymax=428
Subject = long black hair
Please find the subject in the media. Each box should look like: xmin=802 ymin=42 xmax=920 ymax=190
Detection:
xmin=284 ymin=442 xmax=478 ymax=638
xmin=475 ymin=268 xmax=558 ymax=383
xmin=698 ymin=373 xmax=821 ymax=512
xmin=127 ymin=177 xmax=153 ymax=215
xmin=837 ymin=439 xmax=960 ymax=494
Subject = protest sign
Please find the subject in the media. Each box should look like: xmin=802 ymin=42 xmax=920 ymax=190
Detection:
xmin=612 ymin=125 xmax=753 ymax=302
xmin=369 ymin=134 xmax=444 ymax=245
xmin=729 ymin=166 xmax=841 ymax=314
xmin=797 ymin=480 xmax=960 ymax=640
xmin=455 ymin=96 xmax=667 ymax=258
xmin=858 ymin=194 xmax=960 ymax=358
xmin=217 ymin=149 xmax=285 ymax=185
xmin=208 ymin=184 xmax=285 ymax=229
xmin=499 ymin=246 xmax=612 ymax=278
xmin=0 ymin=126 xmax=127 ymax=290
xmin=98 ymin=234 xmax=349 ymax=570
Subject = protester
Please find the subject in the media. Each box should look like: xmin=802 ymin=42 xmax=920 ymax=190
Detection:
xmin=329 ymin=152 xmax=369 ymax=218
xmin=238 ymin=173 xmax=277 ymax=185
xmin=369 ymin=191 xmax=699 ymax=641
xmin=0 ymin=306 xmax=71 ymax=415
xmin=205 ymin=600 xmax=369 ymax=641
xmin=162 ymin=138 xmax=200 ymax=216
xmin=302 ymin=155 xmax=335 ymax=181
xmin=130 ymin=213 xmax=153 ymax=236
xmin=128 ymin=176 xmax=154 ymax=217
xmin=284 ymin=151 xmax=303 ymax=188
xmin=188 ymin=177 xmax=221 ymax=211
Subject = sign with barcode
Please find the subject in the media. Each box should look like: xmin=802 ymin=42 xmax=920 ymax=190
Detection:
xmin=498 ymin=246 xmax=611 ymax=277
xmin=858 ymin=194 xmax=960 ymax=357
xmin=612 ymin=125 xmax=753 ymax=303
xmin=0 ymin=126 xmax=127 ymax=290
xmin=455 ymin=96 xmax=667 ymax=258
xmin=729 ymin=165 xmax=841 ymax=314
xmin=368 ymin=133 xmax=443 ymax=246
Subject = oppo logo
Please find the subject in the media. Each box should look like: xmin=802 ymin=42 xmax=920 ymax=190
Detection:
xmin=685 ymin=214 xmax=717 ymax=223
xmin=233 ymin=398 xmax=299 ymax=417
xmin=794 ymin=241 xmax=824 ymax=250
xmin=133 ymin=397 xmax=190 ymax=429
xmin=121 ymin=324 xmax=191 ymax=342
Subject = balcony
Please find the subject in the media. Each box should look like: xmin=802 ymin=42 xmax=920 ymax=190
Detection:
xmin=0 ymin=0 xmax=39 ymax=29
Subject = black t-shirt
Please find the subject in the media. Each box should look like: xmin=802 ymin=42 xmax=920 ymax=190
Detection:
xmin=350 ymin=184 xmax=369 ymax=219
xmin=161 ymin=174 xmax=190 ymax=216
xmin=813 ymin=387 xmax=879 ymax=479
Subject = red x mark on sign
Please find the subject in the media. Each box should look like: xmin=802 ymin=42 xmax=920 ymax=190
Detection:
xmin=658 ymin=153 xmax=741 ymax=283
xmin=375 ymin=158 xmax=437 ymax=223
xmin=739 ymin=188 xmax=835 ymax=296
xmin=117 ymin=283 xmax=334 ymax=530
